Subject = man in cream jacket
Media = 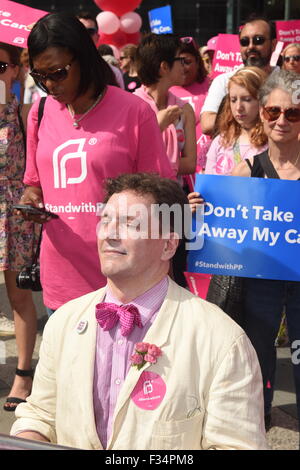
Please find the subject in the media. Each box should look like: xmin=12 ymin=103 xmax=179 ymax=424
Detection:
xmin=11 ymin=173 xmax=268 ymax=450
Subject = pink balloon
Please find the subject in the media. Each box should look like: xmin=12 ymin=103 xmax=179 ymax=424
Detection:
xmin=119 ymin=12 xmax=142 ymax=34
xmin=94 ymin=0 xmax=142 ymax=16
xmin=96 ymin=11 xmax=120 ymax=35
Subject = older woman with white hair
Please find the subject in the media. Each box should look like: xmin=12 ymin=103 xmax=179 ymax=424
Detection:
xmin=232 ymin=69 xmax=300 ymax=432
xmin=281 ymin=42 xmax=300 ymax=74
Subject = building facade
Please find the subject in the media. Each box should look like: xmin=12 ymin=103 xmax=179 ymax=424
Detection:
xmin=15 ymin=0 xmax=300 ymax=46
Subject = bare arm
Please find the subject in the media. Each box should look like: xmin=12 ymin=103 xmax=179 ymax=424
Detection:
xmin=157 ymin=105 xmax=182 ymax=132
xmin=178 ymin=104 xmax=197 ymax=175
xmin=200 ymin=111 xmax=217 ymax=136
xmin=20 ymin=103 xmax=33 ymax=132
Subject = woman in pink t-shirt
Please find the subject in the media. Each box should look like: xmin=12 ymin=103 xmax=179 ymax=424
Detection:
xmin=171 ymin=37 xmax=211 ymax=174
xmin=17 ymin=13 xmax=174 ymax=314
xmin=134 ymin=34 xmax=197 ymax=178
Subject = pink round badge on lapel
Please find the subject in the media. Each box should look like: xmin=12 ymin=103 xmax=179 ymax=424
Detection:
xmin=131 ymin=371 xmax=166 ymax=410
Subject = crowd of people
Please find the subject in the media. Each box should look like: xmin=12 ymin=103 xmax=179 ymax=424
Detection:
xmin=0 ymin=9 xmax=299 ymax=450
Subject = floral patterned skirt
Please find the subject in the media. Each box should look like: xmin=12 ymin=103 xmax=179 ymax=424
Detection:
xmin=0 ymin=180 xmax=37 ymax=271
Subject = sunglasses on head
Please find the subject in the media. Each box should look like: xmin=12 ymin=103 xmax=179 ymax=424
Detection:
xmin=180 ymin=36 xmax=197 ymax=49
xmin=0 ymin=61 xmax=16 ymax=74
xmin=239 ymin=35 xmax=267 ymax=47
xmin=30 ymin=59 xmax=74 ymax=84
xmin=173 ymin=56 xmax=185 ymax=66
xmin=283 ymin=55 xmax=300 ymax=63
xmin=262 ymin=106 xmax=300 ymax=123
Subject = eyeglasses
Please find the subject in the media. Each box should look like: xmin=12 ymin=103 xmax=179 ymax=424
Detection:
xmin=283 ymin=55 xmax=300 ymax=63
xmin=173 ymin=57 xmax=185 ymax=66
xmin=30 ymin=59 xmax=74 ymax=84
xmin=262 ymin=106 xmax=300 ymax=123
xmin=86 ymin=27 xmax=97 ymax=36
xmin=0 ymin=61 xmax=16 ymax=74
xmin=182 ymin=58 xmax=195 ymax=66
xmin=119 ymin=56 xmax=128 ymax=60
xmin=239 ymin=35 xmax=267 ymax=47
xmin=180 ymin=36 xmax=197 ymax=49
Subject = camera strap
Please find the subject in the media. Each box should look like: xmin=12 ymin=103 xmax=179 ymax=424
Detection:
xmin=32 ymin=227 xmax=42 ymax=266
xmin=31 ymin=97 xmax=47 ymax=267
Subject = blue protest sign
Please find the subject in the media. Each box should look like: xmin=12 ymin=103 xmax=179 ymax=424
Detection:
xmin=187 ymin=174 xmax=300 ymax=281
xmin=148 ymin=5 xmax=173 ymax=34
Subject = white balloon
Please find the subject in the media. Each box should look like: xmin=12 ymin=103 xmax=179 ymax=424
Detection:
xmin=96 ymin=11 xmax=120 ymax=35
xmin=119 ymin=12 xmax=142 ymax=34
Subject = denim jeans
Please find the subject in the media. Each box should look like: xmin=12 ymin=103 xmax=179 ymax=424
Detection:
xmin=243 ymin=278 xmax=300 ymax=424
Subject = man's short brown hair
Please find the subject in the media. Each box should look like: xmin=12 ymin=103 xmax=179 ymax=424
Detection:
xmin=104 ymin=173 xmax=189 ymax=237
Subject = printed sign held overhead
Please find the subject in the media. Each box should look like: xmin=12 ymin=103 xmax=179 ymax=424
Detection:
xmin=0 ymin=0 xmax=46 ymax=47
xmin=148 ymin=5 xmax=173 ymax=35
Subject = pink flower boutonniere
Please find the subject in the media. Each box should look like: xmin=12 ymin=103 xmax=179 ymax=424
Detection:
xmin=131 ymin=342 xmax=162 ymax=370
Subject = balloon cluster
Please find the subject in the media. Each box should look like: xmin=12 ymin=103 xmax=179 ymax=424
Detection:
xmin=94 ymin=0 xmax=142 ymax=48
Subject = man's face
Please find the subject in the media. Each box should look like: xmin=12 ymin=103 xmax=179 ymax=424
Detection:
xmin=97 ymin=190 xmax=178 ymax=284
xmin=239 ymin=20 xmax=275 ymax=68
xmin=78 ymin=18 xmax=99 ymax=46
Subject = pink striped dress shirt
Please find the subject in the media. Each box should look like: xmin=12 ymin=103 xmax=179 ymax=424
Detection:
xmin=93 ymin=276 xmax=168 ymax=449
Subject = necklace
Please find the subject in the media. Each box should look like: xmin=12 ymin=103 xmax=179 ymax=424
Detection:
xmin=67 ymin=92 xmax=103 ymax=129
xmin=273 ymin=150 xmax=300 ymax=170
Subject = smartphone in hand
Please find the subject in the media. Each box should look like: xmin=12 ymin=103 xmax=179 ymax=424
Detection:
xmin=13 ymin=204 xmax=59 ymax=219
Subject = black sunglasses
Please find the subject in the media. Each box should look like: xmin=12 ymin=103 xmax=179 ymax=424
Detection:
xmin=283 ymin=55 xmax=300 ymax=63
xmin=0 ymin=61 xmax=16 ymax=74
xmin=30 ymin=59 xmax=74 ymax=84
xmin=239 ymin=35 xmax=267 ymax=47
xmin=173 ymin=57 xmax=185 ymax=66
xmin=262 ymin=106 xmax=300 ymax=123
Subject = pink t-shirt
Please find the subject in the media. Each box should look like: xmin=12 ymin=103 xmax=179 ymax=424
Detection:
xmin=25 ymin=86 xmax=173 ymax=309
xmin=205 ymin=134 xmax=268 ymax=175
xmin=171 ymin=78 xmax=211 ymax=171
xmin=134 ymin=86 xmax=185 ymax=176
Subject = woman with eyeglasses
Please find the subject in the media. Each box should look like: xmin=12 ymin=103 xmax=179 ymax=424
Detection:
xmin=17 ymin=14 xmax=174 ymax=316
xmin=281 ymin=43 xmax=300 ymax=75
xmin=0 ymin=42 xmax=38 ymax=412
xmin=231 ymin=69 xmax=300 ymax=431
xmin=119 ymin=44 xmax=141 ymax=93
xmin=134 ymin=33 xmax=197 ymax=177
xmin=171 ymin=37 xmax=211 ymax=175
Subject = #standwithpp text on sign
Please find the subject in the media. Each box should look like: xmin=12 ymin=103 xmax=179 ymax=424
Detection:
xmin=187 ymin=174 xmax=300 ymax=281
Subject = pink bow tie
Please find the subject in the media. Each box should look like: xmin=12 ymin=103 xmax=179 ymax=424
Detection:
xmin=95 ymin=302 xmax=143 ymax=337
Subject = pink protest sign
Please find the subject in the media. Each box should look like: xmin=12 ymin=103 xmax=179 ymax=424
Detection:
xmin=276 ymin=20 xmax=300 ymax=45
xmin=211 ymin=34 xmax=243 ymax=78
xmin=184 ymin=272 xmax=211 ymax=300
xmin=0 ymin=0 xmax=47 ymax=48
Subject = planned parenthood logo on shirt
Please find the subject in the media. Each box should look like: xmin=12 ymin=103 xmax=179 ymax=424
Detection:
xmin=53 ymin=139 xmax=87 ymax=188
xmin=187 ymin=174 xmax=300 ymax=281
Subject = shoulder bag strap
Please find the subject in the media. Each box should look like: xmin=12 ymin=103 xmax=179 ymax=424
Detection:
xmin=38 ymin=96 xmax=46 ymax=128
xmin=258 ymin=150 xmax=280 ymax=179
